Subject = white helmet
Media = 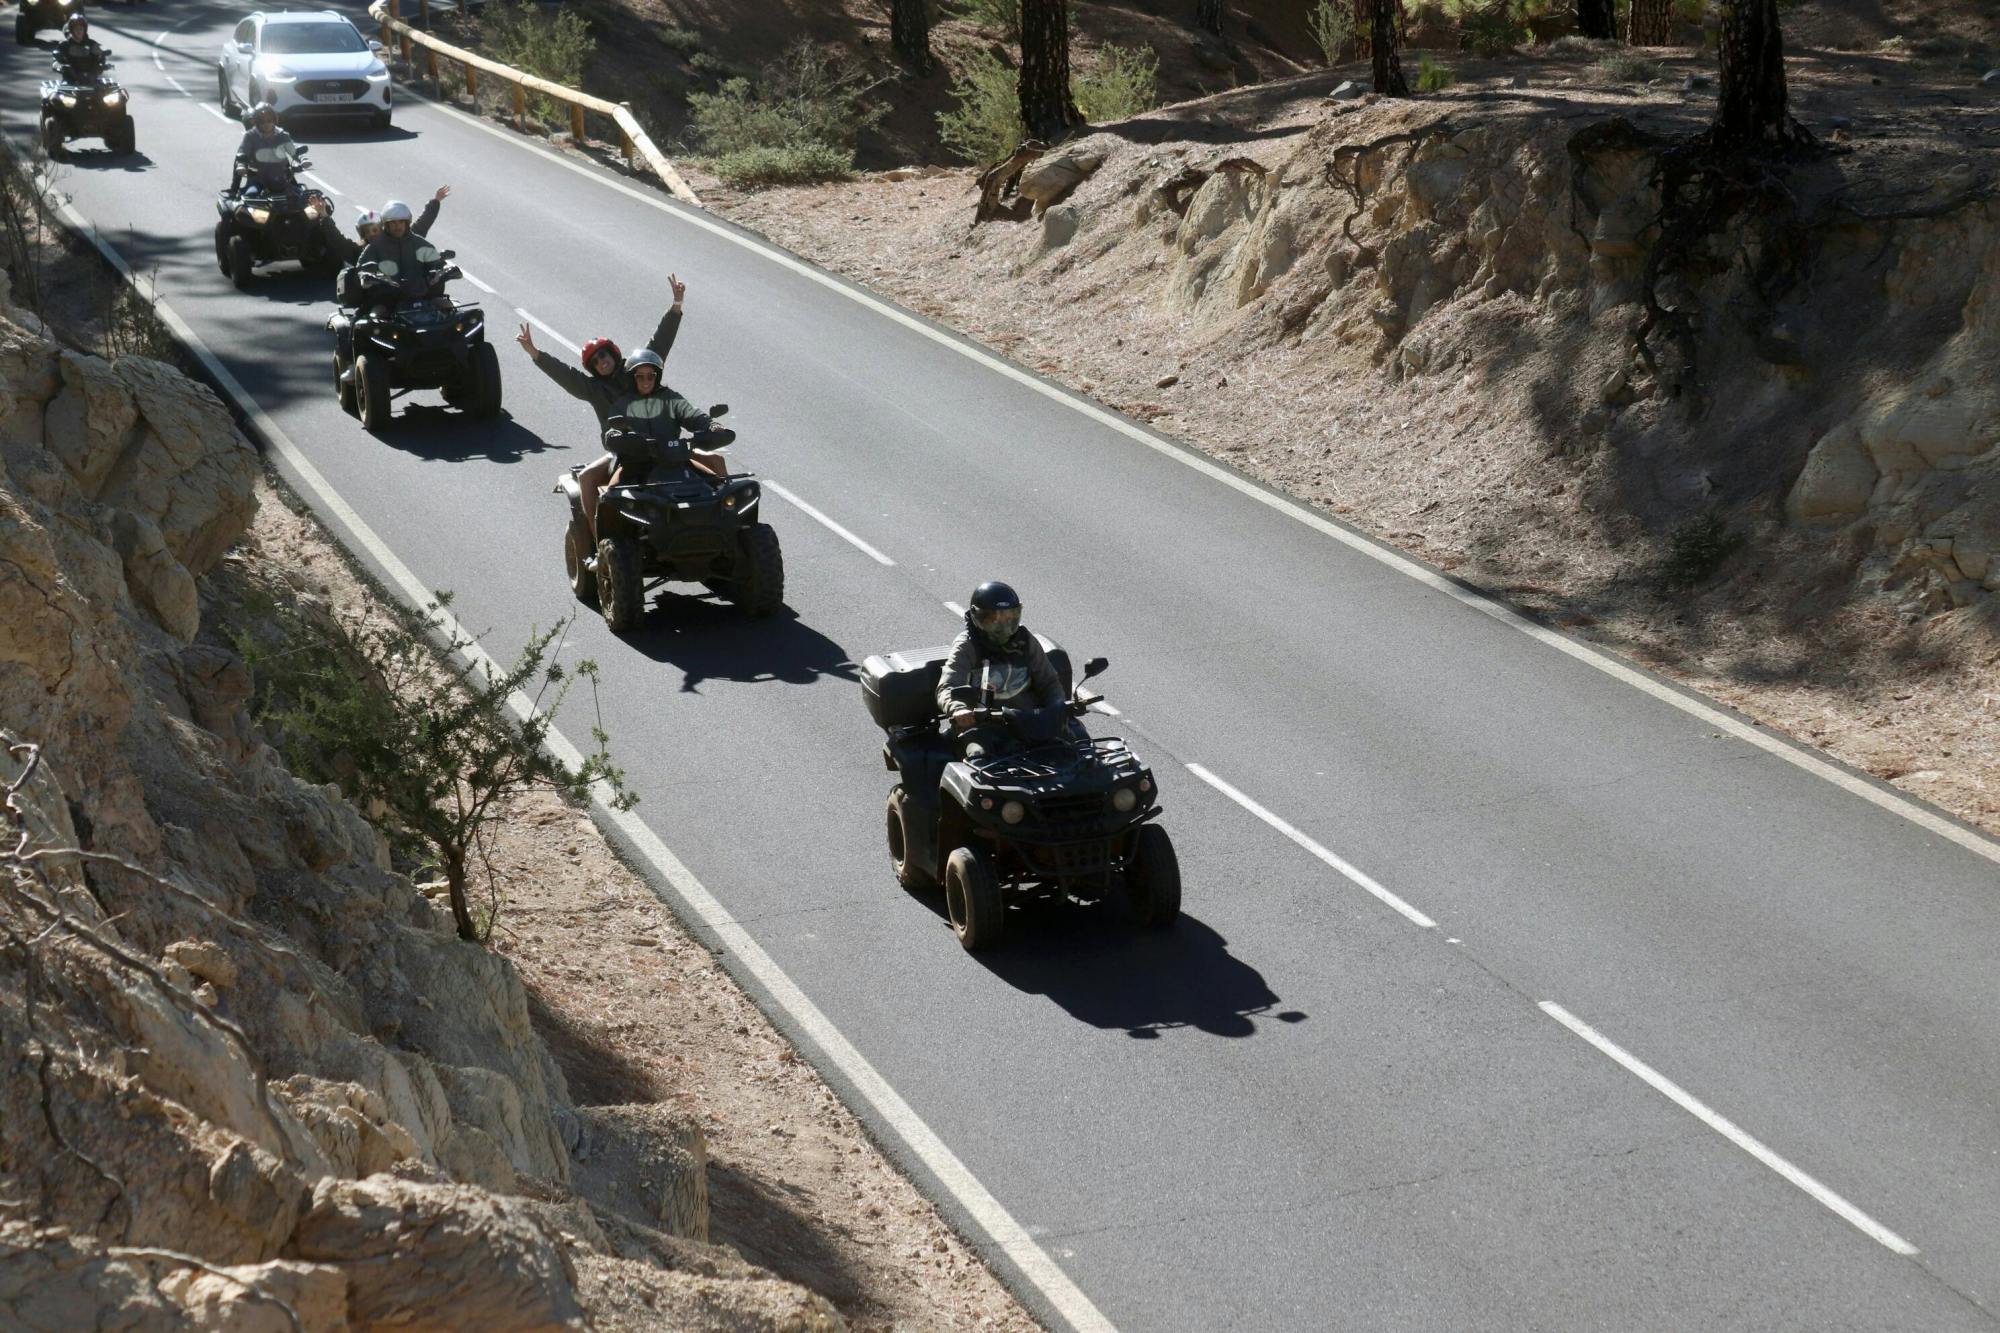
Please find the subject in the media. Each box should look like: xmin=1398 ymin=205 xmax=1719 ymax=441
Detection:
xmin=380 ymin=200 xmax=413 ymax=224
xmin=355 ymin=208 xmax=382 ymax=237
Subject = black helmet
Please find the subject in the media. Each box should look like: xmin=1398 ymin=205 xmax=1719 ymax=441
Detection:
xmin=252 ymin=100 xmax=279 ymax=123
xmin=966 ymin=581 xmax=1022 ymax=649
xmin=65 ymin=15 xmax=87 ymax=35
xmin=624 ymin=348 xmax=665 ymax=383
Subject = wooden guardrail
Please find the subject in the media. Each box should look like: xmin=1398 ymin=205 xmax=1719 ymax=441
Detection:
xmin=367 ymin=0 xmax=701 ymax=207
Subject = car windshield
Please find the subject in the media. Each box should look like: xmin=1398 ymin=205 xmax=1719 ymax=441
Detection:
xmin=261 ymin=22 xmax=366 ymax=54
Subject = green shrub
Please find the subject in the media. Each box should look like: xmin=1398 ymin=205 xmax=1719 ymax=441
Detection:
xmin=937 ymin=50 xmax=1022 ymax=164
xmin=949 ymin=0 xmax=1020 ymax=40
xmin=478 ymin=0 xmax=593 ymax=89
xmin=1460 ymin=0 xmax=1528 ymax=56
xmin=1548 ymin=34 xmax=1617 ymax=56
xmin=658 ymin=26 xmax=702 ymax=57
xmin=1672 ymin=0 xmax=1706 ymax=21
xmin=1660 ymin=511 xmax=1742 ymax=589
xmin=1416 ymin=55 xmax=1456 ymax=91
xmin=1308 ymin=0 xmax=1354 ymax=66
xmin=688 ymin=50 xmax=744 ymax=80
xmin=1076 ymin=43 xmax=1158 ymax=122
xmin=687 ymin=40 xmax=881 ymax=186
xmin=1599 ymin=50 xmax=1665 ymax=81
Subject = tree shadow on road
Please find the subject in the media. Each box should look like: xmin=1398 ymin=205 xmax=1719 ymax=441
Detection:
xmin=622 ymin=594 xmax=862 ymax=694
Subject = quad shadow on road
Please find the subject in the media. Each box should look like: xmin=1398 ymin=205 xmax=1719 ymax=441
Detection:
xmin=923 ymin=898 xmax=1304 ymax=1039
xmin=623 ymin=595 xmax=862 ymax=693
xmin=373 ymin=408 xmax=561 ymax=463
xmin=59 ymin=150 xmax=156 ymax=174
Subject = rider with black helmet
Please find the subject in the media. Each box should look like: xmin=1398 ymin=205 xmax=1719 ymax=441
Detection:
xmin=600 ymin=347 xmax=720 ymax=477
xmin=232 ymin=101 xmax=299 ymax=193
xmin=54 ymin=16 xmax=108 ymax=80
xmin=937 ymin=582 xmax=1066 ymax=759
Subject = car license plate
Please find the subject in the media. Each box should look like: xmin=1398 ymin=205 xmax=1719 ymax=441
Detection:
xmin=316 ymin=92 xmax=355 ymax=103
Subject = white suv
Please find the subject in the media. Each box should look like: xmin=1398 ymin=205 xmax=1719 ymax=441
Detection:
xmin=218 ymin=11 xmax=393 ymax=129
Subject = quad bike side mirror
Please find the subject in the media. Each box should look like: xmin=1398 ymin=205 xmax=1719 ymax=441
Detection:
xmin=707 ymin=403 xmax=729 ymax=419
xmin=1082 ymin=657 xmax=1109 ymax=681
xmin=438 ymin=248 xmax=457 ymax=260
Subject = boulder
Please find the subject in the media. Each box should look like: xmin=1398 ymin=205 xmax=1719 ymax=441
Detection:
xmin=1019 ymin=141 xmax=1108 ymax=213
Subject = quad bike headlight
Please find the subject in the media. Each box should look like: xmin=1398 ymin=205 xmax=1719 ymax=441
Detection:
xmin=1001 ymin=800 xmax=1026 ymax=825
xmin=246 ymin=206 xmax=272 ymax=226
xmin=102 ymin=91 xmax=124 ymax=107
xmin=58 ymin=94 xmax=78 ymax=107
xmin=1111 ymin=787 xmax=1139 ymax=813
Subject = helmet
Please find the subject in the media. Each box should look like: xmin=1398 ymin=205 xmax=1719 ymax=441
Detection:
xmin=252 ymin=99 xmax=278 ymax=122
xmin=624 ymin=348 xmax=665 ymax=379
xmin=380 ymin=200 xmax=413 ymax=224
xmin=580 ymin=337 xmax=621 ymax=373
xmin=354 ymin=208 xmax=382 ymax=238
xmin=65 ymin=15 xmax=87 ymax=34
xmin=966 ymin=581 xmax=1022 ymax=649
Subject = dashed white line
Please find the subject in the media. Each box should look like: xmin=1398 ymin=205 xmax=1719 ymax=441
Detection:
xmin=765 ymin=480 xmax=896 ymax=567
xmin=1539 ymin=1002 xmax=1919 ymax=1257
xmin=460 ymin=270 xmax=496 ymax=294
xmin=514 ymin=307 xmax=579 ymax=355
xmin=302 ymin=171 xmax=342 ymax=197
xmin=165 ymin=74 xmax=187 ymax=95
xmin=200 ymin=104 xmax=231 ymax=123
xmin=1187 ymin=763 xmax=1436 ymax=929
xmin=943 ymin=600 xmax=965 ymax=616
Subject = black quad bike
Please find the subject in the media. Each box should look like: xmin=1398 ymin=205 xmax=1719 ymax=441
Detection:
xmin=17 ymin=0 xmax=83 ymax=43
xmin=327 ymin=250 xmax=500 ymax=431
xmin=39 ymin=60 xmax=133 ymax=157
xmin=862 ymin=647 xmax=1180 ymax=951
xmin=213 ymin=152 xmax=336 ymax=291
xmin=556 ymin=407 xmax=784 ymax=634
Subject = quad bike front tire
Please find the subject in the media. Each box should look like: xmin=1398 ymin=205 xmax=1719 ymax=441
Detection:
xmin=40 ymin=116 xmax=62 ymax=161
xmin=16 ymin=17 xmax=34 ymax=44
xmin=732 ymin=522 xmax=784 ymax=617
xmin=355 ymin=353 xmax=391 ymax=432
xmin=467 ymin=342 xmax=502 ymax=420
xmin=226 ymin=233 xmax=255 ymax=291
xmin=1123 ymin=824 xmax=1182 ymax=930
xmin=333 ymin=349 xmax=356 ymax=415
xmin=596 ymin=535 xmax=645 ymax=633
xmin=886 ymin=786 xmax=935 ymax=892
xmin=564 ymin=521 xmax=598 ymax=607
xmin=108 ymin=117 xmax=135 ymax=155
xmin=213 ymin=218 xmax=233 ymax=274
xmin=944 ymin=846 xmax=1003 ymax=951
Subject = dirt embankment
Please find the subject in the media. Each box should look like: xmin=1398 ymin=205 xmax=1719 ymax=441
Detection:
xmin=0 ymin=269 xmax=1030 ymax=1329
xmin=708 ymin=30 xmax=2000 ymax=835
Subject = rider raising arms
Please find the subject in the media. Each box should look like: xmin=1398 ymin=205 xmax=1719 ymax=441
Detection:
xmin=355 ymin=199 xmax=446 ymax=305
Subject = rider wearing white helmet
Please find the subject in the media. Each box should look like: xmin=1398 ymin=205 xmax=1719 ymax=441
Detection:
xmin=356 ymin=194 xmax=446 ymax=304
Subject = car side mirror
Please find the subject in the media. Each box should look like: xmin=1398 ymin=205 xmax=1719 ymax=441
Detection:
xmin=707 ymin=403 xmax=729 ymax=419
xmin=1082 ymin=657 xmax=1109 ymax=681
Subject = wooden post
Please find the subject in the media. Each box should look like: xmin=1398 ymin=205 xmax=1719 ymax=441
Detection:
xmin=618 ymin=124 xmax=633 ymax=165
xmin=385 ymin=0 xmax=398 ymax=44
xmin=418 ymin=0 xmax=429 ymax=29
xmin=512 ymin=81 xmax=526 ymax=130
xmin=463 ymin=61 xmax=477 ymax=97
xmin=425 ymin=47 xmax=438 ymax=81
xmin=570 ymin=103 xmax=585 ymax=144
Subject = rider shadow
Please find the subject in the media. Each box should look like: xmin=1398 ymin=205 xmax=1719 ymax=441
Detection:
xmin=375 ymin=410 xmax=558 ymax=463
xmin=623 ymin=594 xmax=863 ymax=694
xmin=923 ymin=899 xmax=1305 ymax=1039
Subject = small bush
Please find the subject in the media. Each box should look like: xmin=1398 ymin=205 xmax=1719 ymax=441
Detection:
xmin=1599 ymin=50 xmax=1665 ymax=82
xmin=658 ymin=25 xmax=702 ymax=57
xmin=1308 ymin=0 xmax=1354 ymax=66
xmin=1672 ymin=0 xmax=1706 ymax=21
xmin=688 ymin=50 xmax=743 ymax=80
xmin=1548 ymin=34 xmax=1618 ymax=56
xmin=950 ymin=0 xmax=1020 ymax=40
xmin=1660 ymin=511 xmax=1742 ymax=589
xmin=478 ymin=0 xmax=593 ymax=90
xmin=711 ymin=142 xmax=856 ymax=186
xmin=1416 ymin=55 xmax=1456 ymax=91
xmin=937 ymin=50 xmax=1022 ymax=164
xmin=687 ymin=40 xmax=881 ymax=187
xmin=1460 ymin=0 xmax=1528 ymax=56
xmin=1076 ymin=43 xmax=1158 ymax=122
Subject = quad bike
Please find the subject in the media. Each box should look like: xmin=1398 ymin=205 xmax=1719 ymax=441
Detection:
xmin=39 ymin=59 xmax=133 ymax=157
xmin=327 ymin=249 xmax=499 ymax=431
xmin=17 ymin=0 xmax=83 ymax=43
xmin=555 ymin=407 xmax=783 ymax=633
xmin=862 ymin=648 xmax=1179 ymax=951
xmin=213 ymin=148 xmax=337 ymax=290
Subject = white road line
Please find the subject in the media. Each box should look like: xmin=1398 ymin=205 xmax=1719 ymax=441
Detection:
xmin=765 ymin=480 xmax=896 ymax=567
xmin=1539 ymin=1002 xmax=1919 ymax=1257
xmin=460 ymin=269 xmax=496 ymax=294
xmin=514 ymin=307 xmax=579 ymax=354
xmin=302 ymin=171 xmax=342 ymax=197
xmin=943 ymin=600 xmax=964 ymax=616
xmin=401 ymin=84 xmax=2000 ymax=872
xmin=200 ymin=103 xmax=231 ymax=123
xmin=1089 ymin=701 xmax=1122 ymax=717
xmin=1187 ymin=763 xmax=1437 ymax=929
xmin=165 ymin=74 xmax=189 ymax=96
xmin=30 ymin=155 xmax=1112 ymax=1333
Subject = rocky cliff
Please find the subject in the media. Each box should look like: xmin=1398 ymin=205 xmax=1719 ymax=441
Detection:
xmin=0 ymin=275 xmax=841 ymax=1330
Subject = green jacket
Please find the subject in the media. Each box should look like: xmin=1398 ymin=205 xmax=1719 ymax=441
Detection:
xmin=530 ymin=307 xmax=682 ymax=429
xmin=356 ymin=229 xmax=443 ymax=301
xmin=601 ymin=385 xmax=710 ymax=471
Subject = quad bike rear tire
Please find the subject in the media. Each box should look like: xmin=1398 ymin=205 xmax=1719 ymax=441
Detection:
xmin=733 ymin=522 xmax=784 ymax=617
xmin=355 ymin=353 xmax=391 ymax=432
xmin=467 ymin=342 xmax=502 ymax=420
xmin=40 ymin=116 xmax=62 ymax=161
xmin=333 ymin=349 xmax=356 ymax=415
xmin=1124 ymin=824 xmax=1181 ymax=929
xmin=564 ymin=522 xmax=598 ymax=607
xmin=944 ymin=846 xmax=1003 ymax=951
xmin=596 ymin=535 xmax=644 ymax=634
xmin=108 ymin=117 xmax=135 ymax=155
xmin=227 ymin=233 xmax=255 ymax=291
xmin=886 ymin=786 xmax=935 ymax=892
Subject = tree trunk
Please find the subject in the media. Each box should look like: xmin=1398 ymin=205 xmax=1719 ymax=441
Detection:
xmin=1194 ymin=0 xmax=1223 ymax=36
xmin=1627 ymin=0 xmax=1673 ymax=45
xmin=1019 ymin=0 xmax=1082 ymax=141
xmin=1369 ymin=0 xmax=1407 ymax=96
xmin=890 ymin=0 xmax=933 ymax=73
xmin=444 ymin=847 xmax=478 ymax=942
xmin=1714 ymin=0 xmax=1792 ymax=144
xmin=1575 ymin=0 xmax=1616 ymax=40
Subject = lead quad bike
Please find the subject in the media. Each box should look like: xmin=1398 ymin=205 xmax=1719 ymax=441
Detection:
xmin=213 ymin=149 xmax=337 ymax=291
xmin=327 ymin=249 xmax=500 ymax=431
xmin=862 ymin=647 xmax=1180 ymax=951
xmin=556 ymin=407 xmax=784 ymax=633
xmin=17 ymin=0 xmax=83 ymax=43
xmin=40 ymin=59 xmax=133 ymax=157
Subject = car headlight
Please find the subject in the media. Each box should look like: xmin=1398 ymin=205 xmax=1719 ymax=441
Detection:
xmin=264 ymin=68 xmax=298 ymax=83
xmin=246 ymin=206 xmax=271 ymax=225
xmin=1001 ymin=800 xmax=1026 ymax=825
xmin=366 ymin=65 xmax=390 ymax=81
xmin=1111 ymin=787 xmax=1138 ymax=813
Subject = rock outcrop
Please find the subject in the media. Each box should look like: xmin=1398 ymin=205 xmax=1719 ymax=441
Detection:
xmin=0 ymin=273 xmax=841 ymax=1329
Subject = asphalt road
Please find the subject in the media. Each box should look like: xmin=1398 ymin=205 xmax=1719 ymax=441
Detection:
xmin=13 ymin=9 xmax=2000 ymax=1328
